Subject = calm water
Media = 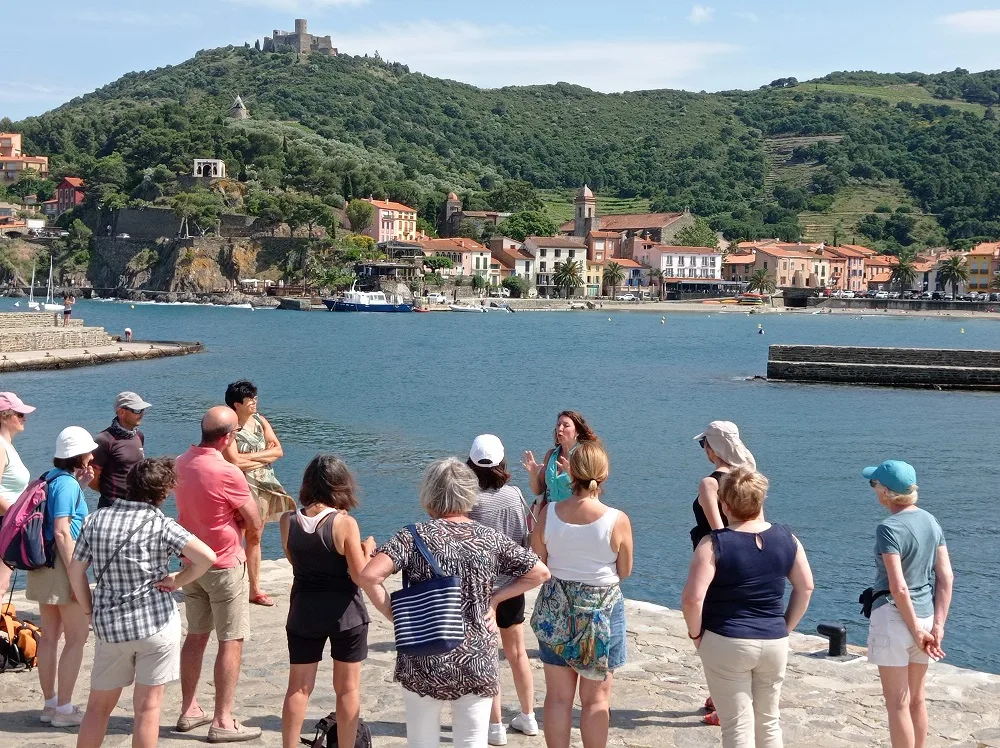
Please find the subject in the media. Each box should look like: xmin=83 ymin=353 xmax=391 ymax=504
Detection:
xmin=6 ymin=301 xmax=999 ymax=673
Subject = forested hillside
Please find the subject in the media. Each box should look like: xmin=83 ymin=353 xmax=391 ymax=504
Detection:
xmin=5 ymin=45 xmax=1000 ymax=250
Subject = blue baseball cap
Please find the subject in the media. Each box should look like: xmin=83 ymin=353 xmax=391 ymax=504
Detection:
xmin=862 ymin=460 xmax=917 ymax=494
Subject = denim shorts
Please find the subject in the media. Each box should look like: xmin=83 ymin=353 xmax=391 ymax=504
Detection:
xmin=537 ymin=599 xmax=627 ymax=671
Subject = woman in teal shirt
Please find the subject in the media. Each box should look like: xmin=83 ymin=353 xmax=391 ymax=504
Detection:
xmin=522 ymin=411 xmax=600 ymax=511
xmin=25 ymin=426 xmax=98 ymax=728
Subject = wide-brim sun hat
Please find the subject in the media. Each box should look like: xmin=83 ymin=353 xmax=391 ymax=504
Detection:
xmin=694 ymin=420 xmax=757 ymax=470
xmin=0 ymin=392 xmax=36 ymax=415
xmin=862 ymin=460 xmax=917 ymax=494
xmin=54 ymin=426 xmax=100 ymax=460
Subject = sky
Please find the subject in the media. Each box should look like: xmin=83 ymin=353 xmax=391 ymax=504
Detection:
xmin=4 ymin=1 xmax=1000 ymax=120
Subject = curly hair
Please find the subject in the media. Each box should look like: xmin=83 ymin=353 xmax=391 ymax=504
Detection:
xmin=554 ymin=410 xmax=599 ymax=446
xmin=126 ymin=457 xmax=177 ymax=507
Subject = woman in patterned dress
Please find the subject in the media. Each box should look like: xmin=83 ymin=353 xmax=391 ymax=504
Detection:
xmin=360 ymin=457 xmax=550 ymax=748
xmin=223 ymin=379 xmax=296 ymax=607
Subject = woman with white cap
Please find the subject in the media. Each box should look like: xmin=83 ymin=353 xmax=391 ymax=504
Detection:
xmin=25 ymin=426 xmax=99 ymax=728
xmin=466 ymin=434 xmax=537 ymax=746
xmin=690 ymin=420 xmax=756 ymax=725
xmin=863 ymin=460 xmax=953 ymax=748
xmin=0 ymin=391 xmax=34 ymax=601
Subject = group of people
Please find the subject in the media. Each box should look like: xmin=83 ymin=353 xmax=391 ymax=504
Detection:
xmin=0 ymin=389 xmax=955 ymax=748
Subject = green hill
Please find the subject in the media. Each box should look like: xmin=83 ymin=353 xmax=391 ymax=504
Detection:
xmin=6 ymin=49 xmax=1000 ymax=248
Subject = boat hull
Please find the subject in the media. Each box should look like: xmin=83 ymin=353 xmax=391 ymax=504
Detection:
xmin=449 ymin=305 xmax=487 ymax=312
xmin=323 ymin=299 xmax=413 ymax=313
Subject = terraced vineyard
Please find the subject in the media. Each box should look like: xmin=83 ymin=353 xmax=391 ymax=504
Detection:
xmin=763 ymin=135 xmax=841 ymax=199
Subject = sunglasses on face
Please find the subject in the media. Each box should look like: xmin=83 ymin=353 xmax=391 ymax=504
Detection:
xmin=870 ymin=479 xmax=877 ymax=487
xmin=123 ymin=407 xmax=146 ymax=415
xmin=698 ymin=438 xmax=707 ymax=449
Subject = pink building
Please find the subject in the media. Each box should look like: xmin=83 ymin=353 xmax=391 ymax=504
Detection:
xmin=418 ymin=237 xmax=491 ymax=278
xmin=363 ymin=198 xmax=418 ymax=243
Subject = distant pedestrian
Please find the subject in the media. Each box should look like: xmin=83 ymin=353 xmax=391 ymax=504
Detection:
xmin=522 ymin=410 xmax=600 ymax=515
xmin=26 ymin=426 xmax=99 ymax=728
xmin=682 ymin=467 xmax=814 ymax=748
xmin=466 ymin=435 xmax=538 ymax=745
xmin=62 ymin=293 xmax=75 ymax=325
xmin=174 ymin=406 xmax=263 ymax=743
xmin=223 ymin=379 xmax=295 ymax=607
xmin=530 ymin=441 xmax=632 ymax=748
xmin=280 ymin=455 xmax=375 ymax=748
xmin=90 ymin=392 xmax=150 ymax=509
xmin=0 ymin=392 xmax=34 ymax=602
xmin=360 ymin=458 xmax=549 ymax=748
xmin=124 ymin=327 xmax=132 ymax=342
xmin=68 ymin=457 xmax=217 ymax=748
xmin=863 ymin=461 xmax=954 ymax=748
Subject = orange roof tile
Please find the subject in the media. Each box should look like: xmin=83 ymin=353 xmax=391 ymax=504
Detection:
xmin=865 ymin=255 xmax=899 ymax=267
xmin=968 ymin=242 xmax=1000 ymax=256
xmin=607 ymin=258 xmax=644 ymax=268
xmin=367 ymin=198 xmax=417 ymax=213
xmin=869 ymin=271 xmax=892 ymax=283
xmin=526 ymin=235 xmax=587 ymax=249
xmin=60 ymin=177 xmax=84 ymax=188
xmin=723 ymin=253 xmax=756 ymax=265
xmin=419 ymin=238 xmax=488 ymax=253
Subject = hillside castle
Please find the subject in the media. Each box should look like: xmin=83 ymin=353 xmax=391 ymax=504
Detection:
xmin=262 ymin=19 xmax=337 ymax=56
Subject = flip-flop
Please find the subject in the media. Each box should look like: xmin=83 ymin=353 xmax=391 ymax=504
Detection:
xmin=249 ymin=593 xmax=274 ymax=607
xmin=176 ymin=712 xmax=213 ymax=732
xmin=207 ymin=719 xmax=263 ymax=743
xmin=703 ymin=711 xmax=721 ymax=727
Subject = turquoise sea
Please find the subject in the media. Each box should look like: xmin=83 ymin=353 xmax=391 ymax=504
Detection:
xmin=6 ymin=300 xmax=999 ymax=673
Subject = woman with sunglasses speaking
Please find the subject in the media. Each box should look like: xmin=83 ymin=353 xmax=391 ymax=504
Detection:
xmin=690 ymin=421 xmax=757 ymax=552
xmin=0 ymin=391 xmax=35 ymax=601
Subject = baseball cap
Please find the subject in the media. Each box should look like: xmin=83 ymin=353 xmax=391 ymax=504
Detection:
xmin=54 ymin=427 xmax=99 ymax=460
xmin=862 ymin=460 xmax=917 ymax=494
xmin=693 ymin=421 xmax=757 ymax=470
xmin=469 ymin=434 xmax=505 ymax=468
xmin=115 ymin=391 xmax=152 ymax=411
xmin=0 ymin=392 xmax=36 ymax=415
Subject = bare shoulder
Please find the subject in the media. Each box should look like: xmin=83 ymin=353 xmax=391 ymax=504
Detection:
xmin=698 ymin=475 xmax=719 ymax=491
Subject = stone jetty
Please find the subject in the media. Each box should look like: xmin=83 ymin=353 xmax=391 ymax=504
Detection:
xmin=0 ymin=311 xmax=202 ymax=372
xmin=2 ymin=560 xmax=999 ymax=747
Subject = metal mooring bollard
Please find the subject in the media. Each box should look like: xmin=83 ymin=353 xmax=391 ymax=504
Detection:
xmin=817 ymin=623 xmax=848 ymax=657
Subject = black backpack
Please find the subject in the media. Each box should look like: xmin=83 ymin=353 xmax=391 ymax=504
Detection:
xmin=301 ymin=713 xmax=372 ymax=748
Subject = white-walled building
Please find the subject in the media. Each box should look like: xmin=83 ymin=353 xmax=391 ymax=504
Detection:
xmin=523 ymin=235 xmax=587 ymax=297
xmin=631 ymin=243 xmax=723 ymax=280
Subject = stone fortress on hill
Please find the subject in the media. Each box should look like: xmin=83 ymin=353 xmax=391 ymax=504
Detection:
xmin=262 ymin=19 xmax=337 ymax=56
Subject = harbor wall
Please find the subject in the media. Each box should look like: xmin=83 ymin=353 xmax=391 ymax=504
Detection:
xmin=767 ymin=345 xmax=1000 ymax=389
xmin=0 ymin=327 xmax=114 ymax=353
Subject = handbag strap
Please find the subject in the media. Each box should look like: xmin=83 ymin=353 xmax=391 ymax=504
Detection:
xmin=94 ymin=512 xmax=155 ymax=588
xmin=406 ymin=524 xmax=448 ymax=579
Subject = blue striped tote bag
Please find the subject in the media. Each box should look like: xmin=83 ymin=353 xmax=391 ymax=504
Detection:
xmin=390 ymin=524 xmax=465 ymax=657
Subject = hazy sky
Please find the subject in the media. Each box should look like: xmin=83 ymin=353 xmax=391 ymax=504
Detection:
xmin=4 ymin=1 xmax=1000 ymax=120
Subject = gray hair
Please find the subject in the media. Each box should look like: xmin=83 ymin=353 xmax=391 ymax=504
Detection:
xmin=419 ymin=457 xmax=479 ymax=518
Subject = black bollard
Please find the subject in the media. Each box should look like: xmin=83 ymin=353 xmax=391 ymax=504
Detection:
xmin=816 ymin=623 xmax=848 ymax=657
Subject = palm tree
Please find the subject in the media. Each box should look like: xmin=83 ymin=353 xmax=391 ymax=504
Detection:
xmin=938 ymin=255 xmax=969 ymax=298
xmin=746 ymin=267 xmax=777 ymax=295
xmin=992 ymin=271 xmax=1000 ymax=291
xmin=553 ymin=259 xmax=583 ymax=298
xmin=604 ymin=261 xmax=625 ymax=299
xmin=889 ymin=252 xmax=918 ymax=292
xmin=647 ymin=268 xmax=664 ymax=299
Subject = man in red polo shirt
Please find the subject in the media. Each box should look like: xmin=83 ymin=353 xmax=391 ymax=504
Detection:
xmin=174 ymin=406 xmax=263 ymax=743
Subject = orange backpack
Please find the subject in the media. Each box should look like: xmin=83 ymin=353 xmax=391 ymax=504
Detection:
xmin=0 ymin=603 xmax=41 ymax=671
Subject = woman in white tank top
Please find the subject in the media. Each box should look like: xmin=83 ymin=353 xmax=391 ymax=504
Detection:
xmin=0 ymin=391 xmax=35 ymax=600
xmin=530 ymin=441 xmax=633 ymax=748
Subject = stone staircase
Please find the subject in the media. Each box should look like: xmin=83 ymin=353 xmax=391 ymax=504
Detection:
xmin=0 ymin=312 xmax=116 ymax=353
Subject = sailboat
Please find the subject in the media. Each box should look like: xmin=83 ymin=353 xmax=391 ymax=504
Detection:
xmin=26 ymin=263 xmax=39 ymax=310
xmin=41 ymin=255 xmax=64 ymax=312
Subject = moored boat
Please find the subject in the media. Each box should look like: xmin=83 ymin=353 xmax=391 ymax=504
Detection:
xmin=323 ymin=285 xmax=412 ymax=313
xmin=449 ymin=303 xmax=487 ymax=312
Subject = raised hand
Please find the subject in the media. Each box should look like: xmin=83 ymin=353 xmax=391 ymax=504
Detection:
xmin=556 ymin=454 xmax=571 ymax=475
xmin=522 ymin=450 xmax=542 ymax=476
xmin=154 ymin=573 xmax=181 ymax=593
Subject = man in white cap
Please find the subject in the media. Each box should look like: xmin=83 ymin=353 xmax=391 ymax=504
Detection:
xmin=90 ymin=392 xmax=151 ymax=509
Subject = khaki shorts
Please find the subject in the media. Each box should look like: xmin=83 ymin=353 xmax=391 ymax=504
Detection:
xmin=25 ymin=555 xmax=74 ymax=606
xmin=183 ymin=563 xmax=249 ymax=641
xmin=867 ymin=604 xmax=933 ymax=667
xmin=92 ymin=613 xmax=182 ymax=690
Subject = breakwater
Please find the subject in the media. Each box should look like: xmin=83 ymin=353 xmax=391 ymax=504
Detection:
xmin=767 ymin=344 xmax=1000 ymax=389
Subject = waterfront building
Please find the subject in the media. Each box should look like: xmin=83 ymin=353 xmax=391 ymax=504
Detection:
xmin=417 ymin=237 xmax=491 ymax=278
xmin=56 ymin=177 xmax=85 ymax=215
xmin=823 ymin=246 xmax=868 ymax=292
xmin=863 ymin=255 xmax=899 ymax=290
xmin=365 ymin=198 xmax=418 ymax=244
xmin=585 ymin=259 xmax=604 ymax=297
xmin=0 ymin=133 xmax=49 ymax=185
xmin=723 ymin=252 xmax=756 ymax=283
xmin=966 ymin=242 xmax=1000 ymax=292
xmin=819 ymin=249 xmax=848 ymax=291
xmin=442 ymin=192 xmax=509 ymax=238
xmin=490 ymin=238 xmax=536 ymax=291
xmin=630 ymin=242 xmax=723 ymax=281
xmin=586 ymin=230 xmax=623 ymax=261
xmin=560 ymin=186 xmax=695 ymax=242
xmin=753 ymin=245 xmax=830 ymax=288
xmin=523 ymin=235 xmax=587 ymax=297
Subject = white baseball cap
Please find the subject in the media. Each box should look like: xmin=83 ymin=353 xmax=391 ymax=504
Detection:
xmin=693 ymin=421 xmax=756 ymax=470
xmin=469 ymin=434 xmax=505 ymax=468
xmin=54 ymin=426 xmax=100 ymax=460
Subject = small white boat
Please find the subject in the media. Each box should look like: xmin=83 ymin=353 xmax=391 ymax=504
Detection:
xmin=27 ymin=264 xmax=39 ymax=310
xmin=40 ymin=255 xmax=64 ymax=312
xmin=449 ymin=303 xmax=487 ymax=313
xmin=323 ymin=283 xmax=413 ymax=312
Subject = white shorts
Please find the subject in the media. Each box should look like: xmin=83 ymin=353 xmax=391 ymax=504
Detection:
xmin=91 ymin=613 xmax=182 ymax=690
xmin=867 ymin=604 xmax=933 ymax=667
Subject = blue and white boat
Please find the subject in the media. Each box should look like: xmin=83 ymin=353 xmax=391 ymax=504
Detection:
xmin=323 ymin=285 xmax=412 ymax=313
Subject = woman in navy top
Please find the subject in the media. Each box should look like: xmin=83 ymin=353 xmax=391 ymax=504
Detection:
xmin=682 ymin=467 xmax=814 ymax=748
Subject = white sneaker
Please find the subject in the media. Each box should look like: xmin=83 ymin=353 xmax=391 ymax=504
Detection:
xmin=510 ymin=712 xmax=539 ymax=736
xmin=50 ymin=705 xmax=84 ymax=728
xmin=40 ymin=705 xmax=56 ymax=723
xmin=488 ymin=722 xmax=508 ymax=745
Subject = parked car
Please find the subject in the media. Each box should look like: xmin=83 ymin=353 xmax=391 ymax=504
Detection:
xmin=920 ymin=291 xmax=932 ymax=300
xmin=842 ymin=290 xmax=855 ymax=299
xmin=116 ymin=233 xmax=131 ymax=239
xmin=425 ymin=292 xmax=447 ymax=304
xmin=944 ymin=294 xmax=954 ymax=301
xmin=902 ymin=291 xmax=916 ymax=299
xmin=932 ymin=292 xmax=943 ymax=300
xmin=888 ymin=291 xmax=901 ymax=299
xmin=616 ymin=293 xmax=637 ymax=301
xmin=874 ymin=291 xmax=890 ymax=300
xmin=991 ymin=293 xmax=1000 ymax=302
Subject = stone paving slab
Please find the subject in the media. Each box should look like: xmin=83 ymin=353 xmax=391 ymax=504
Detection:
xmin=0 ymin=341 xmax=204 ymax=372
xmin=2 ymin=560 xmax=998 ymax=747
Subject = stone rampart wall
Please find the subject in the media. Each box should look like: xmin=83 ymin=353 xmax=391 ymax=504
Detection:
xmin=0 ymin=314 xmax=83 ymax=330
xmin=0 ymin=327 xmax=114 ymax=353
xmin=769 ymin=345 xmax=1000 ymax=368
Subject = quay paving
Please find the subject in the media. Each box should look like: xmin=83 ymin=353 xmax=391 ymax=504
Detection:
xmin=2 ymin=560 xmax=998 ymax=747
xmin=0 ymin=340 xmax=203 ymax=372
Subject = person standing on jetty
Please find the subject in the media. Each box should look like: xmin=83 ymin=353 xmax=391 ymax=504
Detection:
xmin=681 ymin=467 xmax=814 ymax=748
xmin=466 ymin=434 xmax=539 ymax=745
xmin=360 ymin=457 xmax=550 ymax=748
xmin=691 ymin=421 xmax=757 ymax=550
xmin=522 ymin=411 xmax=600 ymax=517
xmin=68 ymin=457 xmax=218 ymax=748
xmin=175 ymin=406 xmax=263 ymax=743
xmin=90 ymin=391 xmax=151 ymax=509
xmin=279 ymin=455 xmax=376 ymax=748
xmin=530 ymin=441 xmax=633 ymax=748
xmin=862 ymin=460 xmax=954 ymax=748
xmin=26 ymin=426 xmax=99 ymax=728
xmin=0 ymin=391 xmax=34 ymax=601
xmin=224 ymin=379 xmax=295 ymax=607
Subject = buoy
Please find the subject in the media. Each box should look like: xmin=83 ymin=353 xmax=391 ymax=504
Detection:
xmin=660 ymin=319 xmax=664 ymax=325
xmin=608 ymin=317 xmax=612 ymax=321
xmin=130 ymin=305 xmax=135 ymax=309
xmin=961 ymin=328 xmax=965 ymax=334
xmin=758 ymin=323 xmax=763 ymax=329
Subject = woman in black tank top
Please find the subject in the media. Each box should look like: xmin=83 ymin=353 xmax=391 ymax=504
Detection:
xmin=279 ymin=455 xmax=376 ymax=748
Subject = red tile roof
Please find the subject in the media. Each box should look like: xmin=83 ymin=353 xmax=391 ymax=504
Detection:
xmin=419 ymin=238 xmax=488 ymax=253
xmin=869 ymin=271 xmax=892 ymax=283
xmin=527 ymin=235 xmax=587 ymax=249
xmin=660 ymin=246 xmax=722 ymax=255
xmin=607 ymin=258 xmax=644 ymax=268
xmin=60 ymin=177 xmax=84 ymax=188
xmin=968 ymin=242 xmax=1000 ymax=256
xmin=723 ymin=253 xmax=756 ymax=265
xmin=865 ymin=255 xmax=899 ymax=268
xmin=367 ymin=198 xmax=417 ymax=213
